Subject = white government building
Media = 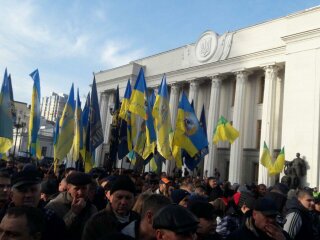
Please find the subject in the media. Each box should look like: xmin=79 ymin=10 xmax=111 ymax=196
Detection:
xmin=95 ymin=6 xmax=320 ymax=187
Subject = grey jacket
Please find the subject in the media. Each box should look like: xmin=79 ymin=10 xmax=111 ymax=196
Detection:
xmin=46 ymin=191 xmax=97 ymax=240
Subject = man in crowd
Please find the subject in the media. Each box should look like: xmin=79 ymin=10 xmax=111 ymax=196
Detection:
xmin=227 ymin=197 xmax=290 ymax=240
xmin=82 ymin=175 xmax=139 ymax=240
xmin=121 ymin=194 xmax=171 ymax=239
xmin=155 ymin=177 xmax=171 ymax=197
xmin=153 ymin=204 xmax=199 ymax=240
xmin=45 ymin=171 xmax=97 ymax=240
xmin=9 ymin=169 xmax=66 ymax=240
xmin=283 ymin=188 xmax=315 ymax=239
xmin=0 ymin=207 xmax=45 ymax=240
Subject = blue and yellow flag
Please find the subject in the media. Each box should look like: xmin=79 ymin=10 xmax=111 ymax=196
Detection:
xmin=119 ymin=82 xmax=133 ymax=159
xmin=142 ymin=91 xmax=156 ymax=159
xmin=81 ymin=93 xmax=93 ymax=172
xmin=129 ymin=68 xmax=156 ymax=159
xmin=129 ymin=68 xmax=148 ymax=120
xmin=72 ymin=89 xmax=82 ymax=161
xmin=8 ymin=74 xmax=16 ymax=124
xmin=89 ymin=77 xmax=104 ymax=152
xmin=55 ymin=84 xmax=75 ymax=161
xmin=28 ymin=69 xmax=41 ymax=159
xmin=119 ymin=80 xmax=132 ymax=121
xmin=152 ymin=75 xmax=173 ymax=160
xmin=53 ymin=117 xmax=60 ymax=172
xmin=173 ymin=92 xmax=208 ymax=167
xmin=0 ymin=69 xmax=13 ymax=155
xmin=184 ymin=105 xmax=209 ymax=171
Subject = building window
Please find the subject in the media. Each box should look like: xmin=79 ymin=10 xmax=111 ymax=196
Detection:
xmin=41 ymin=147 xmax=47 ymax=157
xmin=231 ymin=79 xmax=236 ymax=107
xmin=256 ymin=120 xmax=262 ymax=149
xmin=258 ymin=76 xmax=265 ymax=104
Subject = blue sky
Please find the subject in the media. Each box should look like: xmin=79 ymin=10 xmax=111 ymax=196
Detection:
xmin=1 ymin=0 xmax=320 ymax=104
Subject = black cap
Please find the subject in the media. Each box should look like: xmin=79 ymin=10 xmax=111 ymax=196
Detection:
xmin=254 ymin=197 xmax=279 ymax=216
xmin=66 ymin=172 xmax=92 ymax=186
xmin=171 ymin=189 xmax=190 ymax=204
xmin=110 ymin=175 xmax=136 ymax=195
xmin=11 ymin=170 xmax=42 ymax=189
xmin=153 ymin=204 xmax=199 ymax=233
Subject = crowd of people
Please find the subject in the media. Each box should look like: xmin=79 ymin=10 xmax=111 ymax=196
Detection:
xmin=0 ymin=159 xmax=319 ymax=240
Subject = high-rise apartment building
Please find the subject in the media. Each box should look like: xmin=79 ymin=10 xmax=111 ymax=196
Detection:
xmin=40 ymin=92 xmax=68 ymax=122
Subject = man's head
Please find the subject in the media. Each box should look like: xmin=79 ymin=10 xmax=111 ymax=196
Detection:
xmin=252 ymin=198 xmax=279 ymax=232
xmin=194 ymin=185 xmax=207 ymax=197
xmin=109 ymin=176 xmax=136 ymax=216
xmin=159 ymin=178 xmax=170 ymax=193
xmin=66 ymin=172 xmax=92 ymax=200
xmin=189 ymin=201 xmax=217 ymax=236
xmin=140 ymin=194 xmax=171 ymax=237
xmin=10 ymin=170 xmax=42 ymax=207
xmin=153 ymin=204 xmax=199 ymax=240
xmin=0 ymin=171 xmax=11 ymax=203
xmin=257 ymin=184 xmax=267 ymax=197
xmin=0 ymin=207 xmax=45 ymax=240
xmin=58 ymin=178 xmax=67 ymax=192
xmin=207 ymin=177 xmax=217 ymax=189
xmin=297 ymin=189 xmax=314 ymax=211
xmin=171 ymin=189 xmax=190 ymax=208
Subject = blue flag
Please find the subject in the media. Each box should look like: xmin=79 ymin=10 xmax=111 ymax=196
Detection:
xmin=0 ymin=69 xmax=13 ymax=154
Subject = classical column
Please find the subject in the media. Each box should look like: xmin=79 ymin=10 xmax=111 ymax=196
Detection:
xmin=188 ymin=80 xmax=200 ymax=113
xmin=204 ymin=75 xmax=222 ymax=177
xmin=95 ymin=91 xmax=110 ymax=166
xmin=165 ymin=83 xmax=181 ymax=176
xmin=258 ymin=65 xmax=279 ymax=186
xmin=229 ymin=71 xmax=249 ymax=184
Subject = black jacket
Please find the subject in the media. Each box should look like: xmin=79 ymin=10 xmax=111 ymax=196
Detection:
xmin=284 ymin=197 xmax=314 ymax=240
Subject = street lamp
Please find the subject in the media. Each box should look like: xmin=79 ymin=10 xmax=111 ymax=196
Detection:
xmin=12 ymin=117 xmax=26 ymax=160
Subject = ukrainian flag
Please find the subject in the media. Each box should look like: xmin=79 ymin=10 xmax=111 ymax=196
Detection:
xmin=55 ymin=84 xmax=75 ymax=161
xmin=119 ymin=80 xmax=132 ymax=121
xmin=173 ymin=92 xmax=208 ymax=162
xmin=129 ymin=68 xmax=155 ymax=159
xmin=143 ymin=92 xmax=156 ymax=159
xmin=53 ymin=117 xmax=60 ymax=172
xmin=0 ymin=69 xmax=13 ymax=154
xmin=72 ymin=89 xmax=82 ymax=161
xmin=152 ymin=75 xmax=173 ymax=160
xmin=129 ymin=68 xmax=148 ymax=120
xmin=28 ymin=69 xmax=41 ymax=159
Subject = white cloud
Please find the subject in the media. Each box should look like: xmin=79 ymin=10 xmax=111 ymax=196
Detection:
xmin=100 ymin=41 xmax=145 ymax=68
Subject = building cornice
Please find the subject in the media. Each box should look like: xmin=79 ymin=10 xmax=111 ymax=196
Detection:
xmin=281 ymin=28 xmax=320 ymax=43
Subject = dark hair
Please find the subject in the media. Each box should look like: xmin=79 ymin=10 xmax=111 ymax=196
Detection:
xmin=6 ymin=207 xmax=45 ymax=236
xmin=141 ymin=194 xmax=171 ymax=218
xmin=297 ymin=188 xmax=313 ymax=199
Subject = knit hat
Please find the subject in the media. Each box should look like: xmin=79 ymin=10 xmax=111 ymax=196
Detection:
xmin=171 ymin=189 xmax=190 ymax=204
xmin=254 ymin=197 xmax=279 ymax=216
xmin=110 ymin=175 xmax=136 ymax=195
